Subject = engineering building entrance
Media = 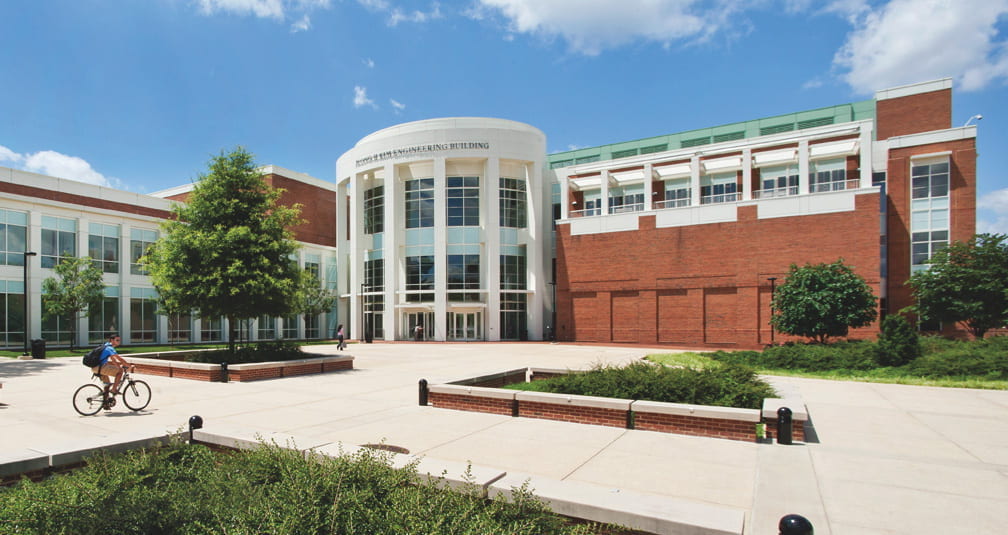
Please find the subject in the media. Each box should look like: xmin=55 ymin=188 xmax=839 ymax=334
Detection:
xmin=447 ymin=311 xmax=483 ymax=341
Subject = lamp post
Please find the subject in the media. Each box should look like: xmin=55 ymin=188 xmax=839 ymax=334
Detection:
xmin=767 ymin=277 xmax=777 ymax=345
xmin=360 ymin=282 xmax=365 ymax=343
xmin=23 ymin=251 xmax=37 ymax=356
xmin=548 ymin=281 xmax=556 ymax=342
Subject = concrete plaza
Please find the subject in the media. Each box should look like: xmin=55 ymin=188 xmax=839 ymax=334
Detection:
xmin=2 ymin=342 xmax=1007 ymax=534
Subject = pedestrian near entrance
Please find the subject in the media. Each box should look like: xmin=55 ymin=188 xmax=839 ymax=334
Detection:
xmin=413 ymin=324 xmax=423 ymax=342
xmin=336 ymin=324 xmax=346 ymax=350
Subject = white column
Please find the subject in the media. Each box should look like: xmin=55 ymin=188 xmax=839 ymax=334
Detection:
xmin=486 ymin=158 xmax=501 ymax=342
xmin=690 ymin=155 xmax=701 ymax=206
xmin=559 ymin=171 xmax=570 ymax=219
xmin=382 ymin=163 xmax=396 ymax=340
xmin=350 ymin=172 xmax=364 ymax=340
xmin=643 ymin=164 xmax=654 ymax=210
xmin=859 ymin=125 xmax=874 ymax=188
xmin=741 ymin=148 xmax=753 ymax=201
xmin=798 ymin=140 xmax=811 ymax=195
xmin=526 ymin=161 xmax=544 ymax=341
xmin=433 ymin=157 xmax=448 ymax=341
xmin=600 ymin=169 xmax=610 ymax=215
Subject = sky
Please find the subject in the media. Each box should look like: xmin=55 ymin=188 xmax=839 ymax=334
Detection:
xmin=1 ymin=0 xmax=1006 ymax=233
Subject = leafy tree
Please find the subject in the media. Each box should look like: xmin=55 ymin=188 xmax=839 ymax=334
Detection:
xmin=41 ymin=256 xmax=105 ymax=349
xmin=876 ymin=314 xmax=921 ymax=366
xmin=907 ymin=233 xmax=1008 ymax=339
xmin=297 ymin=273 xmax=337 ymax=317
xmin=143 ymin=147 xmax=305 ymax=352
xmin=770 ymin=259 xmax=878 ymax=343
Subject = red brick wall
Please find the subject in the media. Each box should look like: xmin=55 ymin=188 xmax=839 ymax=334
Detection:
xmin=634 ymin=412 xmax=755 ymax=441
xmin=556 ymin=193 xmax=882 ymax=348
xmin=518 ymin=401 xmax=628 ymax=428
xmin=429 ymin=392 xmax=514 ymax=416
xmin=0 ymin=182 xmax=173 ymax=220
xmin=876 ymin=89 xmax=952 ymax=140
xmin=763 ymin=417 xmax=806 ymax=442
xmin=884 ymin=138 xmax=977 ymax=317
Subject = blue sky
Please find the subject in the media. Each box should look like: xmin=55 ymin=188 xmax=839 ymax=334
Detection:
xmin=1 ymin=0 xmax=1006 ymax=232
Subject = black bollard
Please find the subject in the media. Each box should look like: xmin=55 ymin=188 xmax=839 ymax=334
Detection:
xmin=777 ymin=406 xmax=793 ymax=445
xmin=779 ymin=514 xmax=813 ymax=534
xmin=418 ymin=379 xmax=428 ymax=406
xmin=188 ymin=415 xmax=204 ymax=443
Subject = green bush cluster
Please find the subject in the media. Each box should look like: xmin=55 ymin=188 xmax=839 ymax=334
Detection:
xmin=876 ymin=315 xmax=921 ymax=366
xmin=517 ymin=361 xmax=776 ymax=409
xmin=0 ymin=442 xmax=603 ymax=535
xmin=188 ymin=340 xmax=304 ymax=365
xmin=707 ymin=335 xmax=1008 ymax=380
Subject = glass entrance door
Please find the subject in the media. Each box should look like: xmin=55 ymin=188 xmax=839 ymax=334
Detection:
xmin=404 ymin=312 xmax=433 ymax=341
xmin=447 ymin=311 xmax=483 ymax=341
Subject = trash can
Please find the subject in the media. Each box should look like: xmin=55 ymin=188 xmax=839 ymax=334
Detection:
xmin=777 ymin=406 xmax=793 ymax=445
xmin=30 ymin=339 xmax=46 ymax=359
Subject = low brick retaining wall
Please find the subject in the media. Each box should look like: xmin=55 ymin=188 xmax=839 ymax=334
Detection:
xmin=428 ymin=367 xmax=808 ymax=443
xmin=124 ymin=354 xmax=353 ymax=382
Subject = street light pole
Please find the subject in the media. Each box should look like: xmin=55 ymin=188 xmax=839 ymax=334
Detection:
xmin=767 ymin=277 xmax=777 ymax=345
xmin=360 ymin=282 xmax=366 ymax=343
xmin=23 ymin=251 xmax=37 ymax=356
xmin=548 ymin=281 xmax=556 ymax=342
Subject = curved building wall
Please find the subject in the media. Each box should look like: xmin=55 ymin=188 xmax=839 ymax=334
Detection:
xmin=336 ymin=118 xmax=549 ymax=341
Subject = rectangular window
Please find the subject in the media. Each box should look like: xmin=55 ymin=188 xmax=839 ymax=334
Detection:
xmin=499 ymin=178 xmax=527 ymax=228
xmin=447 ymin=176 xmax=480 ymax=226
xmin=405 ymin=255 xmax=435 ymax=302
xmin=257 ymin=315 xmax=276 ymax=340
xmin=0 ymin=209 xmax=28 ymax=266
xmin=130 ymin=289 xmax=158 ymax=344
xmin=0 ymin=282 xmax=26 ymax=349
xmin=700 ymin=173 xmax=738 ymax=205
xmin=608 ymin=186 xmax=645 ymax=214
xmin=282 ymin=315 xmax=299 ymax=339
xmin=405 ymin=178 xmax=434 ymax=228
xmin=910 ymin=159 xmax=951 ymax=272
xmin=130 ymin=228 xmax=158 ymax=275
xmin=304 ymin=314 xmax=320 ymax=339
xmin=661 ymin=179 xmax=691 ymax=209
xmin=757 ymin=165 xmax=799 ymax=199
xmin=809 ymin=159 xmax=848 ymax=193
xmin=41 ymin=216 xmax=77 ymax=269
xmin=499 ymin=293 xmax=527 ymax=341
xmin=499 ymin=254 xmax=526 ymax=290
xmin=304 ymin=254 xmax=321 ymax=280
xmin=88 ymin=290 xmax=118 ymax=344
xmin=364 ymin=185 xmax=384 ymax=234
xmin=42 ymin=295 xmax=73 ymax=346
xmin=201 ymin=316 xmax=224 ymax=342
xmin=168 ymin=312 xmax=192 ymax=343
xmin=363 ymin=258 xmax=385 ymax=339
xmin=88 ymin=223 xmax=120 ymax=274
xmin=447 ymin=254 xmax=481 ymax=302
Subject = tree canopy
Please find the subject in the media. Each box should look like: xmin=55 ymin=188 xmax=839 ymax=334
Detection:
xmin=41 ymin=256 xmax=105 ymax=349
xmin=770 ymin=259 xmax=878 ymax=343
xmin=143 ymin=147 xmax=306 ymax=350
xmin=907 ymin=233 xmax=1008 ymax=339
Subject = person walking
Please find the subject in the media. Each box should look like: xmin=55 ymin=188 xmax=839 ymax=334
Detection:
xmin=336 ymin=324 xmax=346 ymax=350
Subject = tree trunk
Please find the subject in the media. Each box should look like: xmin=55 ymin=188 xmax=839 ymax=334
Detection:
xmin=227 ymin=315 xmax=237 ymax=354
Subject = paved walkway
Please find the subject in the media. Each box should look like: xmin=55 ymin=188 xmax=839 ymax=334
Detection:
xmin=2 ymin=342 xmax=1007 ymax=534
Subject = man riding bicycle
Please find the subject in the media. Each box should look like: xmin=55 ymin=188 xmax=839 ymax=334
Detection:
xmin=92 ymin=333 xmax=131 ymax=396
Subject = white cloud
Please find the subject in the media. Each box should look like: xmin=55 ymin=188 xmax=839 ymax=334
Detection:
xmin=0 ymin=146 xmax=111 ymax=186
xmin=290 ymin=14 xmax=311 ymax=31
xmin=978 ymin=188 xmax=1008 ymax=235
xmin=0 ymin=145 xmax=24 ymax=164
xmin=354 ymin=85 xmax=377 ymax=109
xmin=469 ymin=0 xmax=749 ymax=55
xmin=390 ymin=98 xmax=405 ymax=112
xmin=357 ymin=0 xmax=442 ymax=26
xmin=197 ymin=0 xmax=286 ymax=19
xmin=834 ymin=0 xmax=1008 ymax=94
xmin=363 ymin=58 xmax=375 ymax=68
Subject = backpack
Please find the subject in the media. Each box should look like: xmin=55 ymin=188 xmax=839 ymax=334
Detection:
xmin=82 ymin=344 xmax=106 ymax=368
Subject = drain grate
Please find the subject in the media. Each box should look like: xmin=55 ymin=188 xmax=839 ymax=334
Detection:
xmin=361 ymin=443 xmax=410 ymax=454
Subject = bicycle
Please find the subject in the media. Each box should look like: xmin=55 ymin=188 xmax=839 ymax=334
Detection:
xmin=73 ymin=366 xmax=151 ymax=416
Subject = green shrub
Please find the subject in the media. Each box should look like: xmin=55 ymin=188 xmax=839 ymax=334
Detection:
xmin=188 ymin=339 xmax=303 ymax=365
xmin=876 ymin=315 xmax=921 ymax=366
xmin=519 ymin=361 xmax=776 ymax=409
xmin=710 ymin=341 xmax=878 ymax=372
xmin=0 ymin=442 xmax=602 ymax=535
xmin=906 ymin=336 xmax=1008 ymax=379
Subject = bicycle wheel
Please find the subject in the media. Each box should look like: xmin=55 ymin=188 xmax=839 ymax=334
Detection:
xmin=73 ymin=384 xmax=105 ymax=416
xmin=122 ymin=380 xmax=151 ymax=411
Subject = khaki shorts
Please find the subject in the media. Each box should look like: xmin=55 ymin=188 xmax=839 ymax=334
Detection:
xmin=92 ymin=363 xmax=120 ymax=382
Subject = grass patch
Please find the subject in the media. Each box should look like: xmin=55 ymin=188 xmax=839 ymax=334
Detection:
xmin=0 ymin=440 xmax=617 ymax=535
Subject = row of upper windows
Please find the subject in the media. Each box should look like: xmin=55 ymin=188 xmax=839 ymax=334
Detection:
xmin=365 ymin=177 xmax=528 ymax=233
xmin=0 ymin=213 xmax=159 ymax=274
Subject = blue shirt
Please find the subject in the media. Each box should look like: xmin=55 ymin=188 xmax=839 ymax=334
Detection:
xmin=99 ymin=343 xmax=117 ymax=366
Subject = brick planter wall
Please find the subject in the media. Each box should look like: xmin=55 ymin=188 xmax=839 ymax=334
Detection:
xmin=429 ymin=392 xmax=514 ymax=416
xmin=518 ymin=400 xmax=628 ymax=428
xmin=635 ymin=412 xmax=756 ymax=441
xmin=122 ymin=354 xmax=353 ymax=382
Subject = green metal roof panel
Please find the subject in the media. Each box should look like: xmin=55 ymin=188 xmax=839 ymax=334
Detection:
xmin=548 ymin=99 xmax=876 ymax=165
